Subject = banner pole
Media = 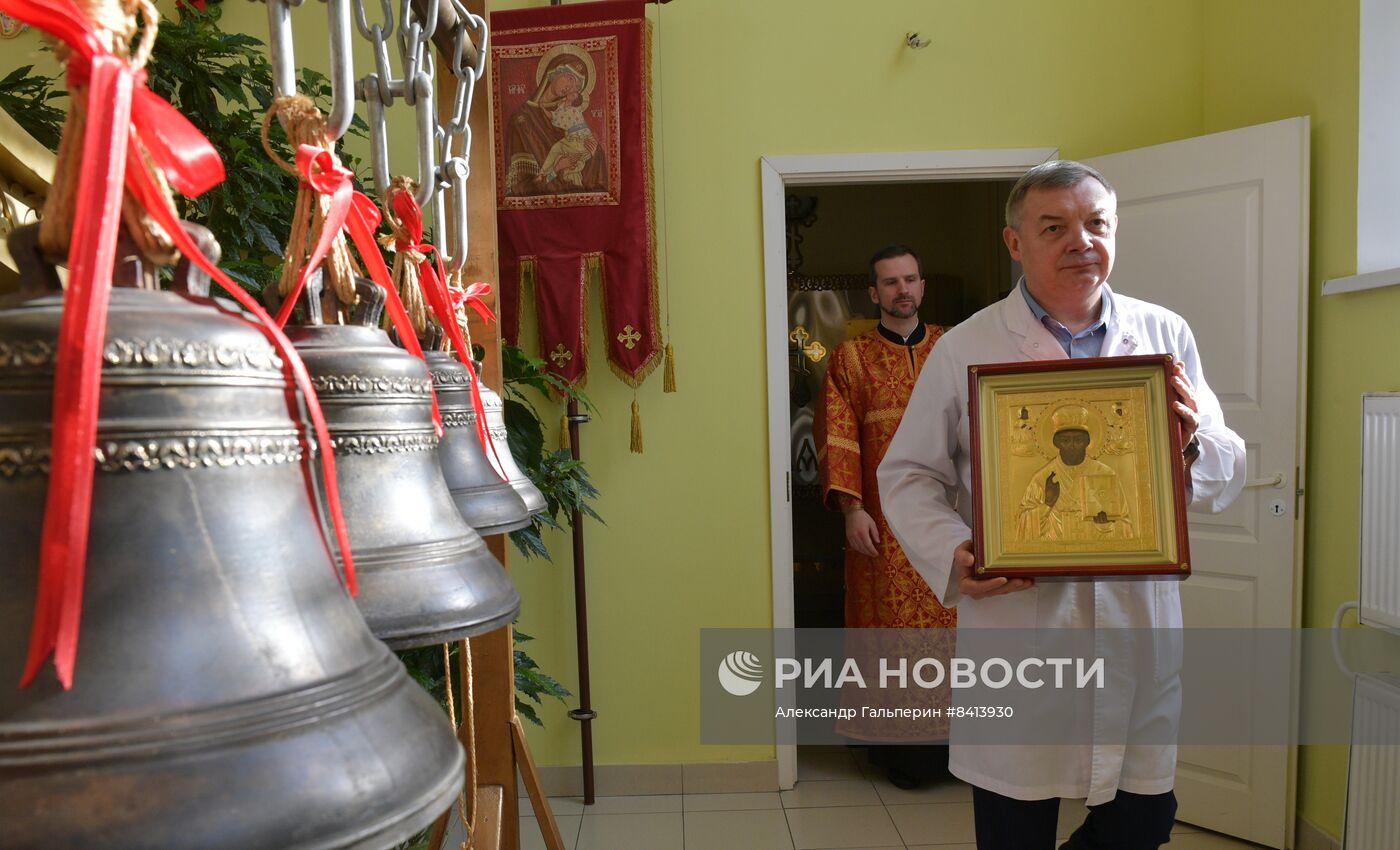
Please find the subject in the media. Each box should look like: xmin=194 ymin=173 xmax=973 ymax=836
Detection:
xmin=563 ymin=395 xmax=597 ymax=805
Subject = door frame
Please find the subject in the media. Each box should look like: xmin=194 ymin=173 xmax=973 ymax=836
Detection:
xmin=760 ymin=148 xmax=1058 ymax=788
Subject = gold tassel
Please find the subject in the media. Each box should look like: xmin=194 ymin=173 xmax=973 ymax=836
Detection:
xmin=663 ymin=342 xmax=677 ymax=393
xmin=630 ymin=397 xmax=643 ymax=454
xmin=560 ymin=413 xmax=571 ymax=451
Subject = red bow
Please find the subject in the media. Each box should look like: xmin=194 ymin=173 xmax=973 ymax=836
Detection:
xmin=451 ymin=281 xmax=498 ymax=326
xmin=387 ymin=188 xmax=508 ymax=480
xmin=273 ymin=149 xmax=444 ymax=436
xmin=5 ymin=0 xmax=357 ymax=689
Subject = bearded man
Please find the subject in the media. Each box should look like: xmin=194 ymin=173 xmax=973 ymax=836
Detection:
xmin=815 ymin=244 xmax=955 ymax=789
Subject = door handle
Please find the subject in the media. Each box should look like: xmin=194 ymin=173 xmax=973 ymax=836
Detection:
xmin=1244 ymin=472 xmax=1285 ymax=489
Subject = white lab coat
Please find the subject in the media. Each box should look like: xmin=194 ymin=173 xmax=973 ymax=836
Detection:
xmin=877 ymin=284 xmax=1246 ymax=805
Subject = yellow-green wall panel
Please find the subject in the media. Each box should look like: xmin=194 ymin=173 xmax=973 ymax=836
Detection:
xmin=1202 ymin=0 xmax=1361 ymax=841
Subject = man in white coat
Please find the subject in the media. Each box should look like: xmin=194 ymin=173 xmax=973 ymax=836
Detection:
xmin=878 ymin=160 xmax=1246 ymax=850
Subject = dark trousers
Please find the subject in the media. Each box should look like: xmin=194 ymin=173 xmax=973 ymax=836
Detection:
xmin=972 ymin=786 xmax=1178 ymax=850
xmin=866 ymin=744 xmax=949 ymax=781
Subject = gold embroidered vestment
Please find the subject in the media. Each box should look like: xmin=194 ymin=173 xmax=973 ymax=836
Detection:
xmin=816 ymin=327 xmax=955 ymax=630
xmin=817 ymin=325 xmax=955 ymax=742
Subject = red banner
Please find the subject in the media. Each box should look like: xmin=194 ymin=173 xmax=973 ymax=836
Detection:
xmin=491 ymin=0 xmax=658 ymax=391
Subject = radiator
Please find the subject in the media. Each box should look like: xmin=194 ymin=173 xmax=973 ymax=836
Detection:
xmin=1360 ymin=395 xmax=1400 ymax=631
xmin=1344 ymin=673 xmax=1400 ymax=849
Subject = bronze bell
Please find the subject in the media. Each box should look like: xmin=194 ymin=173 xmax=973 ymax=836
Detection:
xmin=426 ymin=348 xmax=533 ymax=535
xmin=0 ymin=224 xmax=464 ymax=849
xmin=279 ymin=277 xmax=520 ymax=648
xmin=473 ymin=358 xmax=548 ymax=517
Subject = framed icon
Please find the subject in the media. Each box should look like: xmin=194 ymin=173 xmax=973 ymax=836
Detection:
xmin=968 ymin=354 xmax=1191 ymax=579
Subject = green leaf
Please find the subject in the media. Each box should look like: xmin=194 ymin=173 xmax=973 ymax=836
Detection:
xmin=0 ymin=65 xmax=67 ymax=149
xmin=509 ymin=524 xmax=552 ymax=561
xmin=248 ymin=221 xmax=283 ymax=257
xmin=515 ymin=701 xmax=544 ymax=727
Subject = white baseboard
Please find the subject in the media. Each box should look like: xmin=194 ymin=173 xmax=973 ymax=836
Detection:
xmin=519 ymin=760 xmax=779 ymax=799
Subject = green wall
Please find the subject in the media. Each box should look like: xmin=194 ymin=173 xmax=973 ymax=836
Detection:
xmin=1202 ymin=0 xmax=1364 ymax=840
xmin=498 ymin=0 xmax=1207 ymax=770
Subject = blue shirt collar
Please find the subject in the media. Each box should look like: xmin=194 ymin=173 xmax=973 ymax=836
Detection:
xmin=1018 ymin=278 xmax=1112 ymax=337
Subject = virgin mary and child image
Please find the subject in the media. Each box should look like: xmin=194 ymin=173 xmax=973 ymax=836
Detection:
xmin=504 ymin=43 xmax=610 ymax=199
xmin=1015 ymin=403 xmax=1136 ymax=543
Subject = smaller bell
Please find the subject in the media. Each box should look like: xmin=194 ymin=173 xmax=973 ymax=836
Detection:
xmin=472 ymin=358 xmax=548 ymax=517
xmin=280 ymin=277 xmax=521 ymax=648
xmin=427 ymin=348 xmax=532 ymax=535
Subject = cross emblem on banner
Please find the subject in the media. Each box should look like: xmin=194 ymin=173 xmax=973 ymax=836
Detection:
xmin=550 ymin=344 xmax=574 ymax=367
xmin=616 ymin=325 xmax=642 ymax=350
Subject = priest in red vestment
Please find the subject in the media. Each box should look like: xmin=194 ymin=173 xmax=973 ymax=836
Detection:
xmin=815 ymin=245 xmax=956 ymax=788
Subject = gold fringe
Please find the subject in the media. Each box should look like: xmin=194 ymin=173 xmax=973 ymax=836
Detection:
xmin=630 ymin=397 xmax=643 ymax=454
xmin=560 ymin=413 xmax=571 ymax=451
xmin=595 ymin=20 xmax=665 ymax=392
xmin=663 ymin=342 xmax=676 ymax=393
xmin=595 ymin=252 xmax=663 ymax=390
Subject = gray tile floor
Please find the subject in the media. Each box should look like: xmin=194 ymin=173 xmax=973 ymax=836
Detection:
xmin=519 ymin=746 xmax=1273 ymax=850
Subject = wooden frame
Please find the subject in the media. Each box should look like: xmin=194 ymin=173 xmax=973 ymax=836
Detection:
xmin=967 ymin=354 xmax=1190 ymax=579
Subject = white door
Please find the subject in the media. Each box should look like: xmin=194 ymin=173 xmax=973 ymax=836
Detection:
xmin=1088 ymin=117 xmax=1309 ymax=848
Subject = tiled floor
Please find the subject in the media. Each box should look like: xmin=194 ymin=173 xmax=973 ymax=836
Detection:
xmin=519 ymin=746 xmax=1274 ymax=850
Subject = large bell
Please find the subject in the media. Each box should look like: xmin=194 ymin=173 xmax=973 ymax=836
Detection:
xmin=0 ymin=224 xmax=464 ymax=849
xmin=472 ymin=357 xmax=548 ymax=517
xmin=427 ymin=349 xmax=532 ymax=535
xmin=283 ymin=279 xmax=520 ymax=648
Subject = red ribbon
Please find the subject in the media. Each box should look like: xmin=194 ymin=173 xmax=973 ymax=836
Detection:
xmin=451 ymin=281 xmax=498 ymax=326
xmin=386 ymin=188 xmax=508 ymax=480
xmin=272 ymin=150 xmax=444 ymax=436
xmin=5 ymin=0 xmax=357 ymax=689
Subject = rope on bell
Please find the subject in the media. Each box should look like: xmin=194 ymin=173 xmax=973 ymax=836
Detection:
xmin=379 ymin=176 xmax=431 ymax=337
xmin=441 ymin=640 xmax=479 ymax=850
xmin=40 ymin=0 xmax=178 ymax=268
xmin=260 ymin=95 xmax=359 ymax=310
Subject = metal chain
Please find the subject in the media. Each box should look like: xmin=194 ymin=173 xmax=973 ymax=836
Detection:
xmin=258 ymin=0 xmax=485 ymax=264
xmin=260 ymin=0 xmax=356 ymax=141
xmin=435 ymin=0 xmax=486 ymax=273
xmin=353 ymin=0 xmax=438 ymax=208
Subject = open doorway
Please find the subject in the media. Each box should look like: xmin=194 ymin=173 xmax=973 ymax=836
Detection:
xmin=787 ymin=179 xmax=1017 ymax=629
xmin=784 ymin=180 xmax=1017 ymax=789
xmin=759 ymin=147 xmax=1059 ymax=791
xmin=765 ymin=125 xmax=1308 ymax=844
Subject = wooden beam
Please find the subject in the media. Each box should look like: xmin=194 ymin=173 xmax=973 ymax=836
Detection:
xmin=471 ymin=785 xmax=506 ymax=850
xmin=513 ymin=716 xmax=566 ymax=850
xmin=433 ymin=784 xmax=506 ymax=850
xmin=430 ymin=4 xmax=521 ymax=849
xmin=468 ymin=616 xmax=517 ymax=850
xmin=411 ymin=0 xmax=482 ymax=75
